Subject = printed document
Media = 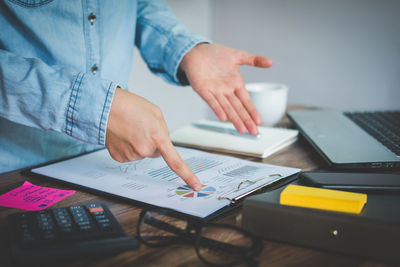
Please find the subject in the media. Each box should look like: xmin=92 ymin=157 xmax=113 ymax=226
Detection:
xmin=32 ymin=147 xmax=300 ymax=218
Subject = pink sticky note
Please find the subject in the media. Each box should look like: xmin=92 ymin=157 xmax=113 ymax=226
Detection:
xmin=0 ymin=181 xmax=75 ymax=211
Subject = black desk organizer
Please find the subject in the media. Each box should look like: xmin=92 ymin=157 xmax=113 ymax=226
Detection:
xmin=242 ymin=181 xmax=400 ymax=264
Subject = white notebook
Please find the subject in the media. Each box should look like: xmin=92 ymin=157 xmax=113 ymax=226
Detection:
xmin=171 ymin=120 xmax=298 ymax=158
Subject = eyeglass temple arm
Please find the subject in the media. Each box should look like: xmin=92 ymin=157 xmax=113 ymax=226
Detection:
xmin=145 ymin=217 xmax=254 ymax=252
xmin=198 ymin=237 xmax=254 ymax=254
xmin=144 ymin=216 xmax=187 ymax=236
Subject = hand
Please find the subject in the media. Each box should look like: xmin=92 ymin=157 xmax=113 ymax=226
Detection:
xmin=106 ymin=87 xmax=203 ymax=191
xmin=180 ymin=43 xmax=273 ymax=136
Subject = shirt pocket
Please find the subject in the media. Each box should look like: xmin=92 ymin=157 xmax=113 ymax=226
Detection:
xmin=7 ymin=0 xmax=55 ymax=8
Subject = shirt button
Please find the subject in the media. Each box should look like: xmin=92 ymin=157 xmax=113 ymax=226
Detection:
xmin=91 ymin=65 xmax=98 ymax=74
xmin=88 ymin=13 xmax=96 ymax=24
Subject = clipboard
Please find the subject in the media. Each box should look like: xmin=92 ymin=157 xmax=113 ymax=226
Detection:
xmin=28 ymin=147 xmax=300 ymax=220
xmin=27 ymin=167 xmax=299 ymax=222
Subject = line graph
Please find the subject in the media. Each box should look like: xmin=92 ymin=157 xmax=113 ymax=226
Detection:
xmin=148 ymin=157 xmax=222 ymax=182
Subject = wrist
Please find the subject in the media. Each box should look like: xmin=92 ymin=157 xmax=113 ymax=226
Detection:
xmin=179 ymin=42 xmax=210 ymax=73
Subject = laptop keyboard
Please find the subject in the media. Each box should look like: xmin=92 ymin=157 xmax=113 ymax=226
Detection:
xmin=345 ymin=111 xmax=400 ymax=156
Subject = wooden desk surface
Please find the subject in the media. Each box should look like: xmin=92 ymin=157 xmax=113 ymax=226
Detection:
xmin=0 ymin=112 xmax=396 ymax=267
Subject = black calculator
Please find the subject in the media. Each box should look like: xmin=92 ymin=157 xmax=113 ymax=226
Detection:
xmin=8 ymin=203 xmax=139 ymax=265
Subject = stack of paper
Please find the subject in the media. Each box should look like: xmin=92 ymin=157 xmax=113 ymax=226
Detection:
xmin=171 ymin=119 xmax=298 ymax=158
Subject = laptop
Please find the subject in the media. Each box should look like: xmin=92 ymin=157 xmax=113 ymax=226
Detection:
xmin=287 ymin=109 xmax=400 ymax=170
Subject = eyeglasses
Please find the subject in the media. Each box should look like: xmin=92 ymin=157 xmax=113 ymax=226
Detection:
xmin=137 ymin=208 xmax=263 ymax=266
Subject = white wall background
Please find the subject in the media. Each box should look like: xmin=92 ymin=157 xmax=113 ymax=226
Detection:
xmin=127 ymin=0 xmax=400 ymax=132
xmin=127 ymin=0 xmax=213 ymax=132
xmin=213 ymin=0 xmax=400 ymax=111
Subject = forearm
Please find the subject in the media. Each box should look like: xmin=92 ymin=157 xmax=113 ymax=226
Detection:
xmin=135 ymin=0 xmax=210 ymax=85
xmin=0 ymin=49 xmax=117 ymax=145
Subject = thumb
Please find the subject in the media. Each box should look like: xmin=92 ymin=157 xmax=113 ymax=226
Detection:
xmin=239 ymin=52 xmax=273 ymax=68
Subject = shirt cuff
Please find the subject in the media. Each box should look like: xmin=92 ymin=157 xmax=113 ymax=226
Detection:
xmin=164 ymin=34 xmax=211 ymax=85
xmin=64 ymin=72 xmax=117 ymax=146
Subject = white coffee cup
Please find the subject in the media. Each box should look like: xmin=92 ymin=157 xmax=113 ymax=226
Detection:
xmin=246 ymin=83 xmax=288 ymax=127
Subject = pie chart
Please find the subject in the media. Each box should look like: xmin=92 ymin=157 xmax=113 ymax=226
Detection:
xmin=176 ymin=185 xmax=216 ymax=198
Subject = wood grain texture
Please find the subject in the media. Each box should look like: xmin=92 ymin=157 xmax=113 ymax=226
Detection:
xmin=0 ymin=108 xmax=396 ymax=267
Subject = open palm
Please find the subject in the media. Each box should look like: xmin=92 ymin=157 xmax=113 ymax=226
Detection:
xmin=180 ymin=43 xmax=273 ymax=136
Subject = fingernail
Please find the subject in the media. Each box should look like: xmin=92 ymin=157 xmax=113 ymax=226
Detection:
xmin=194 ymin=184 xmax=203 ymax=192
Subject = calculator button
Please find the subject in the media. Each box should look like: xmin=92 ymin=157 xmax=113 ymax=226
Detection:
xmin=96 ymin=218 xmax=110 ymax=224
xmin=94 ymin=214 xmax=106 ymax=220
xmin=99 ymin=223 xmax=112 ymax=231
xmin=77 ymin=219 xmax=89 ymax=223
xmin=60 ymin=223 xmax=73 ymax=229
xmin=59 ymin=219 xmax=72 ymax=226
xmin=70 ymin=207 xmax=90 ymax=223
xmin=53 ymin=208 xmax=68 ymax=215
xmin=37 ymin=213 xmax=55 ymax=231
xmin=42 ymin=230 xmax=56 ymax=240
xmin=79 ymin=225 xmax=93 ymax=232
xmin=76 ymin=221 xmax=90 ymax=227
xmin=86 ymin=203 xmax=103 ymax=209
xmin=70 ymin=206 xmax=87 ymax=215
xmin=53 ymin=208 xmax=72 ymax=223
xmin=20 ymin=228 xmax=35 ymax=243
xmin=88 ymin=206 xmax=104 ymax=213
xmin=39 ymin=222 xmax=53 ymax=230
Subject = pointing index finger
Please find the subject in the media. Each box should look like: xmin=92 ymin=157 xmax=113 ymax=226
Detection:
xmin=157 ymin=138 xmax=203 ymax=191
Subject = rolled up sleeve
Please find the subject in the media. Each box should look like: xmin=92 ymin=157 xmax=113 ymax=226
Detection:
xmin=0 ymin=49 xmax=117 ymax=146
xmin=135 ymin=0 xmax=210 ymax=85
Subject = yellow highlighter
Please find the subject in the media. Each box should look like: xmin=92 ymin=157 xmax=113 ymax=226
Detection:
xmin=280 ymin=184 xmax=367 ymax=214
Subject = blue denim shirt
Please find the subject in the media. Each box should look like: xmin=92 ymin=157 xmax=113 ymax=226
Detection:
xmin=0 ymin=0 xmax=208 ymax=173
